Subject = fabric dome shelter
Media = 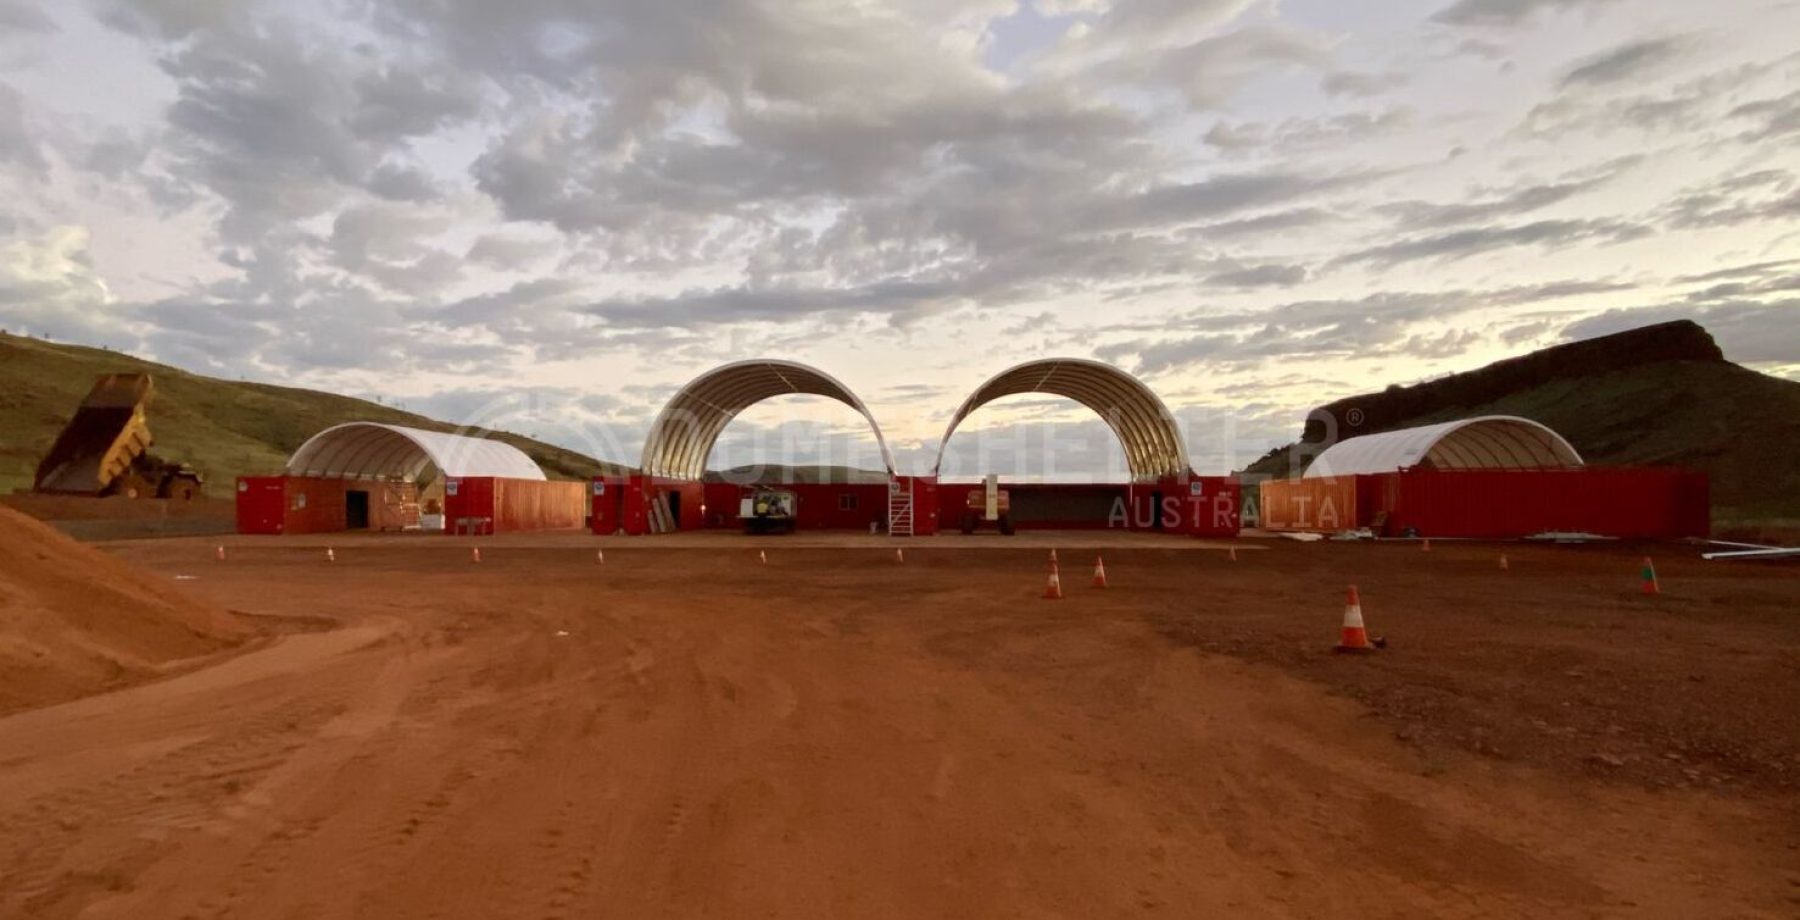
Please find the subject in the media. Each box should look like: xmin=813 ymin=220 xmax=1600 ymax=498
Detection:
xmin=1304 ymin=415 xmax=1582 ymax=479
xmin=284 ymin=422 xmax=545 ymax=482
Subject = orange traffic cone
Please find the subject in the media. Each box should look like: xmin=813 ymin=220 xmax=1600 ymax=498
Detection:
xmin=1043 ymin=563 xmax=1064 ymax=600
xmin=1049 ymin=548 xmax=1059 ymax=567
xmin=896 ymin=548 xmax=905 ymax=564
xmin=596 ymin=549 xmax=604 ymax=564
xmin=1640 ymin=557 xmax=1659 ymax=595
xmin=215 ymin=545 xmax=226 ymax=562
xmin=759 ymin=549 xmax=767 ymax=564
xmin=1335 ymin=585 xmax=1375 ymax=653
xmin=1422 ymin=538 xmax=1432 ymax=553
xmin=471 ymin=547 xmax=482 ymax=564
xmin=1092 ymin=555 xmax=1108 ymax=588
xmin=1228 ymin=545 xmax=1238 ymax=562
xmin=1499 ymin=553 xmax=1509 ymax=571
xmin=326 ymin=547 xmax=335 ymax=563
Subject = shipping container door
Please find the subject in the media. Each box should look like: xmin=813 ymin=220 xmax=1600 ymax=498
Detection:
xmin=346 ymin=490 xmax=370 ymax=529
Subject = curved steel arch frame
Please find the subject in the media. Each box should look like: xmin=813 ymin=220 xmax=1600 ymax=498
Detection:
xmin=638 ymin=360 xmax=897 ymax=481
xmin=931 ymin=358 xmax=1192 ymax=482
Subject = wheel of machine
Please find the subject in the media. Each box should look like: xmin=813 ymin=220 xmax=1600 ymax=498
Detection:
xmin=960 ymin=512 xmax=977 ymax=535
xmin=998 ymin=514 xmax=1015 ymax=536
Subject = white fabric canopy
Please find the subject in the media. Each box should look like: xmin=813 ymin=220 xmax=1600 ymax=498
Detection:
xmin=285 ymin=422 xmax=545 ymax=481
xmin=1305 ymin=415 xmax=1582 ymax=478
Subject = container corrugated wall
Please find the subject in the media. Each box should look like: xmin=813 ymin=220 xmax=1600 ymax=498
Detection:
xmin=1378 ymin=468 xmax=1708 ymax=539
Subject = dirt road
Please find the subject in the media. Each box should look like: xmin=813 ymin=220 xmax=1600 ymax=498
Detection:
xmin=1 ymin=537 xmax=1795 ymax=918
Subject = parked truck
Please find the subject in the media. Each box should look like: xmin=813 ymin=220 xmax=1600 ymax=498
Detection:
xmin=33 ymin=373 xmax=204 ymax=499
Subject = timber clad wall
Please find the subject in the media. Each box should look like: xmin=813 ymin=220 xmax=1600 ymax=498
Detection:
xmin=444 ymin=477 xmax=587 ymax=534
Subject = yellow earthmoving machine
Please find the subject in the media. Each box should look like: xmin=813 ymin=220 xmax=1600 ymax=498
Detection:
xmin=33 ymin=373 xmax=203 ymax=499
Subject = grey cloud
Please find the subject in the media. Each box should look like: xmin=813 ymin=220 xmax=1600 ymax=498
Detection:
xmin=0 ymin=83 xmax=48 ymax=176
xmin=327 ymin=204 xmax=462 ymax=295
xmin=465 ymin=233 xmax=554 ymax=270
xmin=1182 ymin=208 xmax=1336 ymax=240
xmin=1521 ymin=53 xmax=1791 ymax=138
xmin=1728 ymin=90 xmax=1800 ymax=140
xmin=1102 ymin=171 xmax=1359 ymax=228
xmin=96 ymin=0 xmax=242 ymax=38
xmin=366 ymin=162 xmax=441 ymax=203
xmin=587 ymin=279 xmax=963 ymax=330
xmin=1204 ymin=108 xmax=1414 ymax=155
xmin=1559 ymin=37 xmax=1688 ymax=89
xmin=1383 ymin=178 xmax=1606 ymax=229
xmin=0 ymin=0 xmax=54 ymax=33
xmin=156 ymin=23 xmax=483 ymax=239
xmin=1095 ymin=278 xmax=1649 ymax=377
xmin=1675 ymin=259 xmax=1798 ymax=285
xmin=1321 ymin=71 xmax=1407 ymax=98
xmin=1134 ymin=26 xmax=1332 ymax=109
xmin=1433 ymin=0 xmax=1615 ymax=27
xmin=1342 ymin=218 xmax=1650 ymax=267
xmin=1659 ymin=170 xmax=1799 ymax=230
xmin=1205 ymin=263 xmax=1307 ymax=288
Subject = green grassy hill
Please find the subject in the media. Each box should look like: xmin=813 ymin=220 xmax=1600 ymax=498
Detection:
xmin=0 ymin=332 xmax=629 ymax=493
xmin=1246 ymin=322 xmax=1800 ymax=524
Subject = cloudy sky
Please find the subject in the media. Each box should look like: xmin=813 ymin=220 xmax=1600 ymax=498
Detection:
xmin=1 ymin=0 xmax=1796 ymax=478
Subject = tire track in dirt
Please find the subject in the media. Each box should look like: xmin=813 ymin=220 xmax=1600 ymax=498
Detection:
xmin=0 ymin=694 xmax=346 ymax=916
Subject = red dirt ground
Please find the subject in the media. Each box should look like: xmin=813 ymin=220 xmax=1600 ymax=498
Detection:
xmin=0 ymin=532 xmax=1794 ymax=919
xmin=0 ymin=506 xmax=249 ymax=715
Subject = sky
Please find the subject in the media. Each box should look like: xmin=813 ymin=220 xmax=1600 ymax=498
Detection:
xmin=1 ymin=0 xmax=1796 ymax=480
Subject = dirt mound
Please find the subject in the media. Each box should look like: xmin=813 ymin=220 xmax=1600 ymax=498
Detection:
xmin=0 ymin=505 xmax=249 ymax=715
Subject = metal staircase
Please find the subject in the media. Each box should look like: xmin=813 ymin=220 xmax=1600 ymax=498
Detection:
xmin=887 ymin=479 xmax=914 ymax=537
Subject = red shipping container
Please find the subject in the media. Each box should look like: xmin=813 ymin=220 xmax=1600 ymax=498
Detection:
xmin=620 ymin=476 xmax=707 ymax=534
xmin=443 ymin=477 xmax=587 ymax=535
xmin=236 ymin=476 xmax=416 ymax=534
xmin=927 ymin=479 xmax=1238 ymax=535
xmin=590 ymin=476 xmax=627 ymax=535
xmin=235 ymin=476 xmax=288 ymax=534
xmin=895 ymin=476 xmax=939 ymax=536
xmin=698 ymin=482 xmax=895 ymax=531
xmin=1374 ymin=468 xmax=1708 ymax=539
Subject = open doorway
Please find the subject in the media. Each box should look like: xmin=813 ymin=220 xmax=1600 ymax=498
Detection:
xmin=665 ymin=489 xmax=682 ymax=530
xmin=346 ymin=489 xmax=371 ymax=530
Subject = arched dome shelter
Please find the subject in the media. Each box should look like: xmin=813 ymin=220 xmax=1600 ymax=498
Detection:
xmin=1304 ymin=415 xmax=1582 ymax=478
xmin=639 ymin=359 xmax=896 ymax=480
xmin=284 ymin=422 xmax=545 ymax=482
xmin=932 ymin=358 xmax=1191 ymax=482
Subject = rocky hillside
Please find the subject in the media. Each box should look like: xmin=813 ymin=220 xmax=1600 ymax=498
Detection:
xmin=1247 ymin=321 xmax=1800 ymax=523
